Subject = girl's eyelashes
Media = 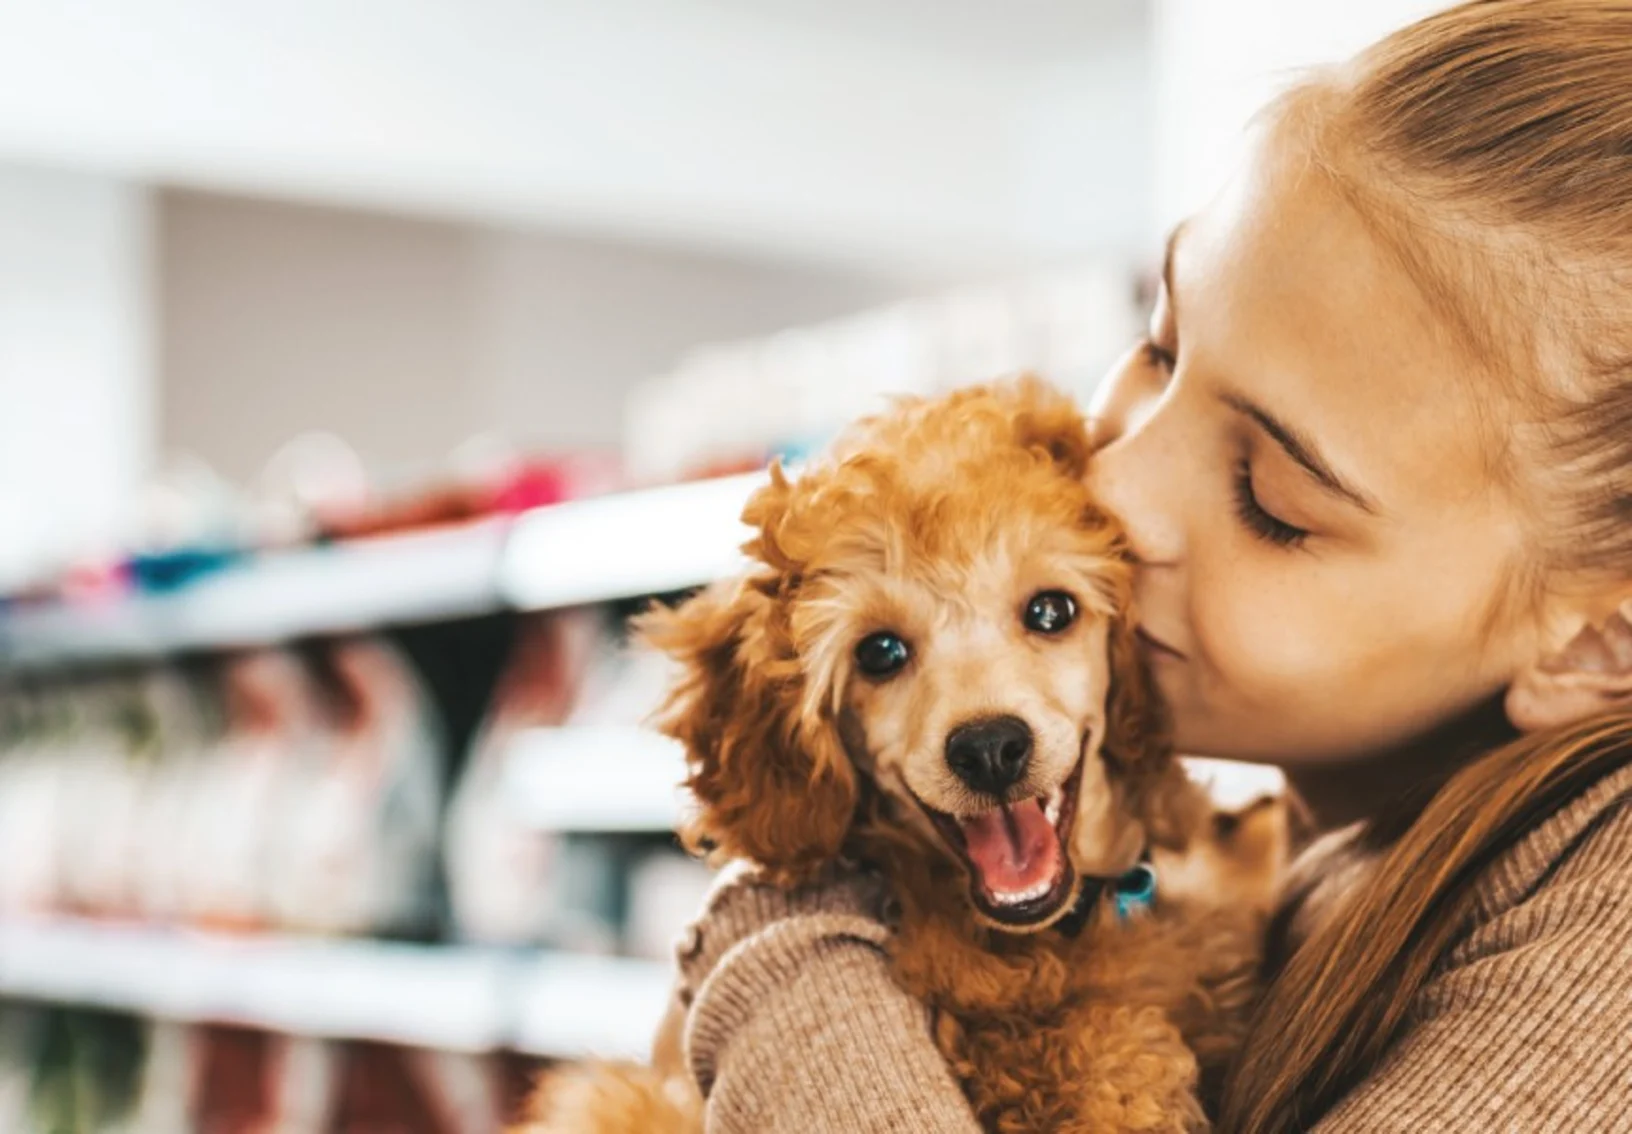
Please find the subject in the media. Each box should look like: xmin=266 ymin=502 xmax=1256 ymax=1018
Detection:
xmin=1232 ymin=459 xmax=1311 ymax=548
xmin=1135 ymin=327 xmax=1308 ymax=549
xmin=1139 ymin=337 xmax=1177 ymax=371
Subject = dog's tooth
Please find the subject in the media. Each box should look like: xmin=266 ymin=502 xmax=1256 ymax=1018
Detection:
xmin=992 ymin=879 xmax=1053 ymax=905
xmin=1043 ymin=787 xmax=1064 ymax=826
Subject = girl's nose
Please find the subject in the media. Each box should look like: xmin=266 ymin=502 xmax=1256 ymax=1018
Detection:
xmin=1085 ymin=352 xmax=1187 ymax=567
xmin=1087 ymin=345 xmax=1169 ymax=452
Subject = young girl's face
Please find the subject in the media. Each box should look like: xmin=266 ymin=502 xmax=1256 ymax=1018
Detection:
xmin=1088 ymin=128 xmax=1545 ymax=766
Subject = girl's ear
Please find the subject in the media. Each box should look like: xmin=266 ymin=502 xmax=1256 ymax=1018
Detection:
xmin=1507 ymin=600 xmax=1632 ymax=732
xmin=636 ymin=573 xmax=857 ymax=884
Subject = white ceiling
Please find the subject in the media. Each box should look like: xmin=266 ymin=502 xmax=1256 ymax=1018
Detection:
xmin=0 ymin=0 xmax=1154 ymax=276
xmin=701 ymin=0 xmax=1149 ymax=68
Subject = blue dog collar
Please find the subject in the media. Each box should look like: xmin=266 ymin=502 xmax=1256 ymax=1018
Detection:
xmin=1112 ymin=862 xmax=1158 ymax=921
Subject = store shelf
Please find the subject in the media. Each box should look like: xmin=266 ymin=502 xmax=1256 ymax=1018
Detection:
xmin=0 ymin=472 xmax=769 ymax=671
xmin=0 ymin=521 xmax=509 ymax=670
xmin=0 ymin=918 xmax=506 ymax=1051
xmin=498 ymin=471 xmax=765 ymax=612
xmin=0 ymin=916 xmax=672 ymax=1059
xmin=504 ymin=725 xmax=692 ymax=833
xmin=510 ymin=952 xmax=674 ymax=1061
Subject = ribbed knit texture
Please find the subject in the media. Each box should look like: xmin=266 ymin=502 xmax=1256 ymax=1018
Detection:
xmin=676 ymin=765 xmax=1632 ymax=1133
xmin=677 ymin=861 xmax=981 ymax=1132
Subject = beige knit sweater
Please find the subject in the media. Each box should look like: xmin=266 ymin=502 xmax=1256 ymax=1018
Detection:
xmin=672 ymin=761 xmax=1632 ymax=1133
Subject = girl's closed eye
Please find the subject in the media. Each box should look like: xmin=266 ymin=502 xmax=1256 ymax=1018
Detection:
xmin=1232 ymin=459 xmax=1312 ymax=548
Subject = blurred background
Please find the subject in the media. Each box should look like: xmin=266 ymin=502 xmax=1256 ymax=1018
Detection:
xmin=0 ymin=1 xmax=1440 ymax=1130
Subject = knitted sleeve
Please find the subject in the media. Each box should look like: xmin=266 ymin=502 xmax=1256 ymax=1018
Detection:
xmin=1313 ymin=799 xmax=1632 ymax=1133
xmin=674 ymin=862 xmax=983 ymax=1134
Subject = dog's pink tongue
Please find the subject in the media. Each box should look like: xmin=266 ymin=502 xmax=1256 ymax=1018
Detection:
xmin=958 ymin=800 xmax=1059 ymax=895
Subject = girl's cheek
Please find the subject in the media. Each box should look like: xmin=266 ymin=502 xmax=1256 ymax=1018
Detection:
xmin=1195 ymin=563 xmax=1340 ymax=709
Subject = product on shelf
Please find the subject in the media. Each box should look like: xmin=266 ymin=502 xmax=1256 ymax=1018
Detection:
xmin=443 ymin=610 xmax=600 ymax=947
xmin=0 ymin=641 xmax=445 ymax=939
xmin=557 ymin=632 xmax=677 ymax=737
xmin=331 ymin=1043 xmax=508 ymax=1134
xmin=58 ymin=670 xmax=203 ymax=920
xmin=445 ymin=597 xmax=720 ymax=960
xmin=314 ymin=452 xmax=622 ymax=542
xmin=622 ymin=849 xmax=713 ymax=963
xmin=130 ymin=670 xmax=218 ymax=924
xmin=191 ymin=1025 xmax=337 ymax=1134
xmin=0 ymin=1001 xmax=532 ymax=1134
xmin=124 ymin=1021 xmax=198 ymax=1134
xmin=181 ymin=651 xmax=327 ymax=932
xmin=0 ymin=1002 xmax=148 ymax=1134
xmin=268 ymin=639 xmax=443 ymax=936
xmin=623 ymin=261 xmax=1142 ymax=483
xmin=551 ymin=634 xmax=712 ymax=961
xmin=0 ymin=689 xmax=71 ymax=917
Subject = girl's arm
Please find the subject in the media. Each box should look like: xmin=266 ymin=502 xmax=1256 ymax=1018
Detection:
xmin=1311 ymin=800 xmax=1632 ymax=1132
xmin=675 ymin=864 xmax=983 ymax=1133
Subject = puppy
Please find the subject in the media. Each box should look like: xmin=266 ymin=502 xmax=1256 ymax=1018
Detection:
xmin=520 ymin=378 xmax=1276 ymax=1133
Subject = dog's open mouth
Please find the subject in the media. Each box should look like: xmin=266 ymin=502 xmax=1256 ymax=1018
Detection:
xmin=922 ymin=752 xmax=1087 ymax=929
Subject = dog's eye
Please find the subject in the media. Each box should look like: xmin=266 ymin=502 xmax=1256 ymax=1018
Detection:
xmin=1023 ymin=591 xmax=1077 ymax=635
xmin=855 ymin=631 xmax=911 ymax=678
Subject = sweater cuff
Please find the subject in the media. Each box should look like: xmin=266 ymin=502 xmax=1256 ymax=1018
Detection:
xmin=684 ymin=930 xmax=983 ymax=1134
xmin=673 ymin=860 xmax=890 ymax=1001
xmin=684 ymin=913 xmax=893 ymax=1095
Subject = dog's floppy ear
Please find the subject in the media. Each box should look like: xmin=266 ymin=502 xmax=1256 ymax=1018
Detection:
xmin=997 ymin=374 xmax=1093 ymax=479
xmin=1101 ymin=616 xmax=1195 ymax=844
xmin=637 ymin=480 xmax=858 ymax=883
xmin=1103 ymin=618 xmax=1164 ymax=765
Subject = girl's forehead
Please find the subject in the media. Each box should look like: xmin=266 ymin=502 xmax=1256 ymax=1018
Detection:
xmin=1179 ymin=129 xmax=1519 ymax=513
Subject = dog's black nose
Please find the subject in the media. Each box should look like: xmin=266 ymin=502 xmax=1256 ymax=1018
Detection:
xmin=945 ymin=715 xmax=1033 ymax=796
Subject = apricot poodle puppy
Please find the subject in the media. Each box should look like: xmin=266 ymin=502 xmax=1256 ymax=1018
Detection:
xmin=519 ymin=378 xmax=1275 ymax=1134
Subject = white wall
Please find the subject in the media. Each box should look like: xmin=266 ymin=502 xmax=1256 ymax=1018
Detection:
xmin=1152 ymin=0 xmax=1451 ymax=234
xmin=468 ymin=226 xmax=904 ymax=457
xmin=158 ymin=191 xmax=901 ymax=486
xmin=0 ymin=168 xmax=153 ymax=586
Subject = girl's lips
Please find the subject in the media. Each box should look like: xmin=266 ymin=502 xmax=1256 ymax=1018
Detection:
xmin=1135 ymin=627 xmax=1186 ymax=661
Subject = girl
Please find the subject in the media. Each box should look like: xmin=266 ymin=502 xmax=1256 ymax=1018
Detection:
xmin=670 ymin=3 xmax=1632 ymax=1130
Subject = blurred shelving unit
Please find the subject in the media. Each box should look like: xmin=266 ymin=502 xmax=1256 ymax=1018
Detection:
xmin=0 ymin=917 xmax=506 ymax=1053
xmin=0 ymin=521 xmax=510 ymax=670
xmin=510 ymin=952 xmax=675 ymax=1061
xmin=0 ymin=472 xmax=762 ymax=1064
xmin=0 ymin=470 xmax=768 ymax=671
xmin=497 ymin=470 xmax=763 ymax=613
xmin=504 ymin=726 xmax=690 ymax=833
xmin=0 ymin=917 xmax=669 ymax=1061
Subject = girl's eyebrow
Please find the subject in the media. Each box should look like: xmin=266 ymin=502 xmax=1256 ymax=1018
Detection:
xmin=1166 ymin=221 xmax=1379 ymax=516
xmin=1218 ymin=389 xmax=1380 ymax=516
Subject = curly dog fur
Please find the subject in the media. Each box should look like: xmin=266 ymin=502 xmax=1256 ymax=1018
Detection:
xmin=518 ymin=378 xmax=1277 ymax=1133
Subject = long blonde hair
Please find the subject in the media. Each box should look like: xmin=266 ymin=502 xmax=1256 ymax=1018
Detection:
xmin=1215 ymin=3 xmax=1632 ymax=1130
